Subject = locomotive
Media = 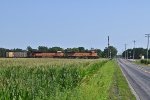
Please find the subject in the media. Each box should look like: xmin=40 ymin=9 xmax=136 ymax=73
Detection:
xmin=31 ymin=51 xmax=64 ymax=58
xmin=6 ymin=51 xmax=99 ymax=59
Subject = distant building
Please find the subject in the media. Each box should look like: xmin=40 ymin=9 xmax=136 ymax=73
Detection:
xmin=141 ymin=56 xmax=144 ymax=59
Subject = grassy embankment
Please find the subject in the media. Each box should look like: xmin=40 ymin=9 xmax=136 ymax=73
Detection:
xmin=0 ymin=58 xmax=135 ymax=100
xmin=69 ymin=60 xmax=136 ymax=100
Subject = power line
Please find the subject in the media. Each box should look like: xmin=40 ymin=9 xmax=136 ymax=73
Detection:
xmin=145 ymin=34 xmax=150 ymax=61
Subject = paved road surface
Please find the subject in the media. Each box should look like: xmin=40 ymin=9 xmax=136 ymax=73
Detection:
xmin=117 ymin=59 xmax=150 ymax=100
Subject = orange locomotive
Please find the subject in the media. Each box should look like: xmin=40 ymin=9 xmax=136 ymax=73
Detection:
xmin=31 ymin=51 xmax=99 ymax=59
xmin=31 ymin=51 xmax=64 ymax=58
xmin=66 ymin=51 xmax=99 ymax=59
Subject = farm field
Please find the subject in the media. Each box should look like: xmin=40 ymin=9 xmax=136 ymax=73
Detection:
xmin=0 ymin=58 xmax=135 ymax=100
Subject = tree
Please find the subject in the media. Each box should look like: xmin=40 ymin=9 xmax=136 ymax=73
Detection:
xmin=11 ymin=48 xmax=24 ymax=52
xmin=102 ymin=47 xmax=108 ymax=58
xmin=122 ymin=48 xmax=147 ymax=59
xmin=49 ymin=47 xmax=63 ymax=52
xmin=27 ymin=46 xmax=33 ymax=52
xmin=78 ymin=47 xmax=85 ymax=52
xmin=96 ymin=49 xmax=102 ymax=57
xmin=103 ymin=46 xmax=117 ymax=58
xmin=27 ymin=46 xmax=38 ymax=52
xmin=64 ymin=48 xmax=79 ymax=53
xmin=38 ymin=46 xmax=49 ymax=52
xmin=72 ymin=48 xmax=79 ymax=52
xmin=0 ymin=48 xmax=9 ymax=57
xmin=27 ymin=46 xmax=36 ymax=57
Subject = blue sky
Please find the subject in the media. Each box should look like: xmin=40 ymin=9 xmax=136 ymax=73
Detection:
xmin=0 ymin=0 xmax=150 ymax=53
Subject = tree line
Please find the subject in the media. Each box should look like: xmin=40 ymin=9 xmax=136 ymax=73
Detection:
xmin=122 ymin=48 xmax=149 ymax=59
xmin=0 ymin=46 xmax=117 ymax=58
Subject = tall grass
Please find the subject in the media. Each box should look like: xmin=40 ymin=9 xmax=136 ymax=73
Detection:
xmin=0 ymin=58 xmax=107 ymax=100
xmin=65 ymin=60 xmax=136 ymax=100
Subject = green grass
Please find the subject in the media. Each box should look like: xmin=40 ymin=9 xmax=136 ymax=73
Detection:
xmin=67 ymin=60 xmax=136 ymax=100
xmin=0 ymin=58 xmax=135 ymax=100
xmin=109 ymin=60 xmax=136 ymax=100
xmin=68 ymin=60 xmax=115 ymax=100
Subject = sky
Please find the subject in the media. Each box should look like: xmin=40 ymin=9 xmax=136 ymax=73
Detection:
xmin=0 ymin=0 xmax=150 ymax=53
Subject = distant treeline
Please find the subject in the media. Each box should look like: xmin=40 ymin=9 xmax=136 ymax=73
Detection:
xmin=0 ymin=46 xmax=117 ymax=58
xmin=122 ymin=48 xmax=149 ymax=59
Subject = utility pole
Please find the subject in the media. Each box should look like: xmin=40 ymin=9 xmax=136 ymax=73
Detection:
xmin=108 ymin=36 xmax=110 ymax=59
xmin=110 ymin=49 xmax=111 ymax=59
xmin=133 ymin=40 xmax=136 ymax=60
xmin=127 ymin=49 xmax=128 ymax=59
xmin=145 ymin=34 xmax=150 ymax=61
xmin=125 ymin=44 xmax=127 ymax=59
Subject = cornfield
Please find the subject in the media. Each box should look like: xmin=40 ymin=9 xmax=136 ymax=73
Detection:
xmin=0 ymin=58 xmax=107 ymax=100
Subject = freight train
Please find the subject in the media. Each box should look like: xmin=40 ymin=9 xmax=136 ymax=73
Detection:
xmin=6 ymin=51 xmax=99 ymax=59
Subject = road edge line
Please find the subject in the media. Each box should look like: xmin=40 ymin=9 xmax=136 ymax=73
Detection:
xmin=117 ymin=60 xmax=140 ymax=100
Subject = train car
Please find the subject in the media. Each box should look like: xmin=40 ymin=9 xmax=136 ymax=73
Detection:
xmin=6 ymin=52 xmax=27 ymax=58
xmin=6 ymin=52 xmax=14 ymax=58
xmin=32 ymin=51 xmax=64 ymax=58
xmin=65 ymin=51 xmax=99 ymax=59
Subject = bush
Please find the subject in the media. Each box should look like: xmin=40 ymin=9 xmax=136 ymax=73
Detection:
xmin=140 ymin=59 xmax=150 ymax=64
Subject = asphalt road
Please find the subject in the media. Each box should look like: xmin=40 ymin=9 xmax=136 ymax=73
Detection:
xmin=117 ymin=58 xmax=150 ymax=100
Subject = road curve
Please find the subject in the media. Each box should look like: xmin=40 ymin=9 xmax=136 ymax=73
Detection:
xmin=117 ymin=58 xmax=150 ymax=100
